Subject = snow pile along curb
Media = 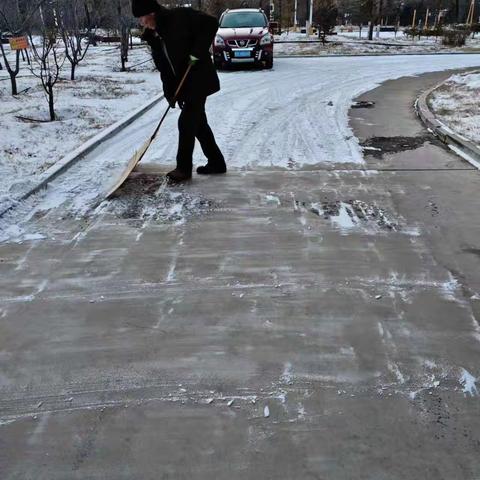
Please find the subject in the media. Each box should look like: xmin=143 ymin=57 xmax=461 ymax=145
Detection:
xmin=0 ymin=93 xmax=164 ymax=217
xmin=415 ymin=81 xmax=480 ymax=169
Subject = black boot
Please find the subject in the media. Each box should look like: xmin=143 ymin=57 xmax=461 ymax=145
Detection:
xmin=196 ymin=162 xmax=227 ymax=175
xmin=166 ymin=168 xmax=192 ymax=185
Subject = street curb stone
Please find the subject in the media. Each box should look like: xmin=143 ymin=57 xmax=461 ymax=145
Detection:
xmin=0 ymin=93 xmax=164 ymax=218
xmin=415 ymin=77 xmax=480 ymax=169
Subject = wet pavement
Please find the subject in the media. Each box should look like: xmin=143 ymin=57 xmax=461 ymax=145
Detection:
xmin=1 ymin=71 xmax=480 ymax=479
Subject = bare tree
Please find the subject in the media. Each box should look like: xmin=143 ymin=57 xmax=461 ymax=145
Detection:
xmin=116 ymin=0 xmax=133 ymax=71
xmin=57 ymin=0 xmax=93 ymax=80
xmin=314 ymin=0 xmax=338 ymax=42
xmin=0 ymin=37 xmax=21 ymax=94
xmin=29 ymin=6 xmax=66 ymax=121
xmin=0 ymin=0 xmax=45 ymax=94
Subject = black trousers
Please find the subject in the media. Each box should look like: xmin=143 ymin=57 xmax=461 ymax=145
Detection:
xmin=176 ymin=96 xmax=224 ymax=174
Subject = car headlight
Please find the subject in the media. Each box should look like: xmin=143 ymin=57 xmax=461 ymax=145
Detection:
xmin=214 ymin=35 xmax=225 ymax=47
xmin=260 ymin=33 xmax=272 ymax=45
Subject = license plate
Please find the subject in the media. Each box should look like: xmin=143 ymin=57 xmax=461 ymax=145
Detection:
xmin=235 ymin=50 xmax=251 ymax=58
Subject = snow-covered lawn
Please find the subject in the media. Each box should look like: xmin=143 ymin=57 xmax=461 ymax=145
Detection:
xmin=0 ymin=43 xmax=158 ymax=208
xmin=428 ymin=70 xmax=480 ymax=145
xmin=274 ymin=30 xmax=480 ymax=56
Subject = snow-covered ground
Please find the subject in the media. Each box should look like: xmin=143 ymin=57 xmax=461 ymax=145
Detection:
xmin=274 ymin=30 xmax=480 ymax=56
xmin=1 ymin=52 xmax=480 ymax=243
xmin=428 ymin=70 xmax=480 ymax=144
xmin=0 ymin=43 xmax=158 ymax=208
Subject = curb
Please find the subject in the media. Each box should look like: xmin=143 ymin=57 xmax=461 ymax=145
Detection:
xmin=0 ymin=93 xmax=164 ymax=218
xmin=415 ymin=76 xmax=480 ymax=170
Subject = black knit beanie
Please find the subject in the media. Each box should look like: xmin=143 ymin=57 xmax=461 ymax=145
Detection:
xmin=132 ymin=0 xmax=159 ymax=17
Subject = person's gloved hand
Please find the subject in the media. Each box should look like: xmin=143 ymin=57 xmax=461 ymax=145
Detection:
xmin=166 ymin=96 xmax=176 ymax=109
xmin=189 ymin=55 xmax=199 ymax=66
xmin=141 ymin=28 xmax=158 ymax=46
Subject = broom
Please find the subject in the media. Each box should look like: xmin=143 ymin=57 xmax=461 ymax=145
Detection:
xmin=106 ymin=63 xmax=193 ymax=199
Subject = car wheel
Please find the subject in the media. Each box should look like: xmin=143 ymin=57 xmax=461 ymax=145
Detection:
xmin=265 ymin=59 xmax=273 ymax=69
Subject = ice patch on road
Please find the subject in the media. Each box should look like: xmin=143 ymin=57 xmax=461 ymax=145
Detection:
xmin=0 ymin=224 xmax=46 ymax=244
xmin=459 ymin=368 xmax=478 ymax=397
xmin=265 ymin=193 xmax=281 ymax=206
xmin=331 ymin=202 xmax=357 ymax=231
xmin=305 ymin=199 xmax=398 ymax=233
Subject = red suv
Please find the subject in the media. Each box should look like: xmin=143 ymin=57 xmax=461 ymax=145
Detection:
xmin=213 ymin=9 xmax=274 ymax=70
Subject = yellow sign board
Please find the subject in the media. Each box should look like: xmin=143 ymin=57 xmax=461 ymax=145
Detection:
xmin=9 ymin=36 xmax=29 ymax=50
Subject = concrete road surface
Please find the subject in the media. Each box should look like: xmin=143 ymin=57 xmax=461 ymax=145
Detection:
xmin=1 ymin=69 xmax=480 ymax=479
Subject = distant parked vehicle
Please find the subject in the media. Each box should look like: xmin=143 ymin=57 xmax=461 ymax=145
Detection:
xmin=213 ymin=9 xmax=274 ymax=70
xmin=1 ymin=33 xmax=13 ymax=45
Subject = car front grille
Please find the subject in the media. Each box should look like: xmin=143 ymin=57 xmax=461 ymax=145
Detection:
xmin=227 ymin=39 xmax=257 ymax=48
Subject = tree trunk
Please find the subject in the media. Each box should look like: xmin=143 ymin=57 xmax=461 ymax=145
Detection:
xmin=368 ymin=21 xmax=374 ymax=40
xmin=48 ymin=84 xmax=55 ymax=121
xmin=71 ymin=62 xmax=76 ymax=81
xmin=10 ymin=76 xmax=18 ymax=95
xmin=121 ymin=27 xmax=129 ymax=71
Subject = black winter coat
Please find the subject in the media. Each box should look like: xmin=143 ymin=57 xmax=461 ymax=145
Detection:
xmin=144 ymin=6 xmax=220 ymax=102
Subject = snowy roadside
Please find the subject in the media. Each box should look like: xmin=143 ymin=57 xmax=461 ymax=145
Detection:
xmin=0 ymin=43 xmax=160 ymax=211
xmin=274 ymin=30 xmax=480 ymax=56
xmin=428 ymin=70 xmax=480 ymax=145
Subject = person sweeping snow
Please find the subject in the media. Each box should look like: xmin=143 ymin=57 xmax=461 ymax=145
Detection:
xmin=132 ymin=0 xmax=226 ymax=184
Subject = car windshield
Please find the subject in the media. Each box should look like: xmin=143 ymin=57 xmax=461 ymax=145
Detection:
xmin=220 ymin=12 xmax=267 ymax=28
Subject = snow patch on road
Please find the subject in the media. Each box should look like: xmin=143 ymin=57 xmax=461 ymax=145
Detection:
xmin=460 ymin=368 xmax=478 ymax=397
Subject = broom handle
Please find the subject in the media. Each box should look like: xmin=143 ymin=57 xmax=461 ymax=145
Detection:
xmin=150 ymin=63 xmax=193 ymax=141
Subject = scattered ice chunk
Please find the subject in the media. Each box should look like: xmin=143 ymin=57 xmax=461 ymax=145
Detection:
xmin=264 ymin=406 xmax=270 ymax=418
xmin=460 ymin=368 xmax=478 ymax=397
xmin=265 ymin=194 xmax=281 ymax=206
xmin=227 ymin=399 xmax=234 ymax=407
xmin=206 ymin=398 xmax=214 ymax=405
